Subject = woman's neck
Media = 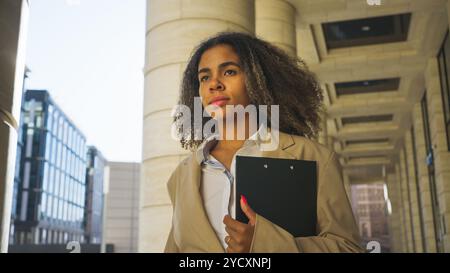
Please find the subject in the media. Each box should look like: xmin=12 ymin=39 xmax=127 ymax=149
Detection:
xmin=214 ymin=115 xmax=255 ymax=151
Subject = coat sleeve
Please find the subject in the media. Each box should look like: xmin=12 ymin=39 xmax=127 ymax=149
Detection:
xmin=250 ymin=151 xmax=365 ymax=253
xmin=164 ymin=167 xmax=180 ymax=253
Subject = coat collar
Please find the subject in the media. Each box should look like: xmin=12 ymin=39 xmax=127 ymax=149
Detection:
xmin=182 ymin=131 xmax=298 ymax=252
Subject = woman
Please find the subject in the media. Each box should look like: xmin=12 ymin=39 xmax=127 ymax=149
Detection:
xmin=165 ymin=32 xmax=364 ymax=253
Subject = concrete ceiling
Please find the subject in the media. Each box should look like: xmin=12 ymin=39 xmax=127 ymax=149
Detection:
xmin=288 ymin=0 xmax=448 ymax=183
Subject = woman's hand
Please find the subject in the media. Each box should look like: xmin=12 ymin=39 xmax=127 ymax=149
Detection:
xmin=223 ymin=195 xmax=256 ymax=253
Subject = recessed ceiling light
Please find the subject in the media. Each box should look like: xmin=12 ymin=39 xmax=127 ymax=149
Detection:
xmin=361 ymin=26 xmax=371 ymax=31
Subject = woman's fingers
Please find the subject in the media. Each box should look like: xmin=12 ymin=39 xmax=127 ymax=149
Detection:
xmin=224 ymin=235 xmax=237 ymax=247
xmin=222 ymin=201 xmax=257 ymax=254
xmin=225 ymin=226 xmax=248 ymax=246
xmin=226 ymin=246 xmax=235 ymax=253
xmin=223 ymin=214 xmax=246 ymax=232
xmin=240 ymin=195 xmax=256 ymax=226
xmin=225 ymin=226 xmax=240 ymax=239
xmin=225 ymin=235 xmax=246 ymax=253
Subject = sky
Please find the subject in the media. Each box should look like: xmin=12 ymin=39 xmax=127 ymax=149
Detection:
xmin=25 ymin=0 xmax=146 ymax=162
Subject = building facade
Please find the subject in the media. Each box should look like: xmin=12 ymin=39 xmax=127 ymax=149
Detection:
xmin=10 ymin=90 xmax=93 ymax=246
xmin=104 ymin=162 xmax=140 ymax=253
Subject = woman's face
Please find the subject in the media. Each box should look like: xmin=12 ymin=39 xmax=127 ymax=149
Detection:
xmin=197 ymin=44 xmax=250 ymax=119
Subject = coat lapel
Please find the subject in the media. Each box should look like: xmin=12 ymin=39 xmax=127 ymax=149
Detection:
xmin=185 ymin=157 xmax=225 ymax=252
xmin=260 ymin=131 xmax=298 ymax=159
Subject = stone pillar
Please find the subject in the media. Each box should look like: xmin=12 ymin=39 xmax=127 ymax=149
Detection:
xmin=394 ymin=163 xmax=408 ymax=252
xmin=397 ymin=160 xmax=413 ymax=252
xmin=405 ymin=130 xmax=425 ymax=252
xmin=424 ymin=57 xmax=450 ymax=252
xmin=386 ymin=172 xmax=406 ymax=252
xmin=255 ymin=0 xmax=296 ymax=56
xmin=318 ymin=113 xmax=328 ymax=146
xmin=318 ymin=113 xmax=335 ymax=148
xmin=328 ymin=136 xmax=336 ymax=152
xmin=0 ymin=0 xmax=29 ymax=253
xmin=412 ymin=102 xmax=437 ymax=252
xmin=140 ymin=0 xmax=255 ymax=252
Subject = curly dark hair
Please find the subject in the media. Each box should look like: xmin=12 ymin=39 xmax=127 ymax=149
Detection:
xmin=173 ymin=31 xmax=324 ymax=151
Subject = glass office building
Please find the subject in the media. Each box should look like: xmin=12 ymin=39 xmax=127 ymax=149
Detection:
xmin=85 ymin=146 xmax=106 ymax=244
xmin=11 ymin=90 xmax=89 ymax=245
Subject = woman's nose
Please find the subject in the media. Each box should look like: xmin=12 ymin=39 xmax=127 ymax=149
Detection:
xmin=209 ymin=78 xmax=224 ymax=92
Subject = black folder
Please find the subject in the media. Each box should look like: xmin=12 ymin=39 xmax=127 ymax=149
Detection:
xmin=235 ymin=156 xmax=317 ymax=237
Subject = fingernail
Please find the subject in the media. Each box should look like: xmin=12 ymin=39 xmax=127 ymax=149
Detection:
xmin=241 ymin=195 xmax=248 ymax=205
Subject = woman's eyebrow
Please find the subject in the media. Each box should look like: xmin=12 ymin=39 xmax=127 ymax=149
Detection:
xmin=198 ymin=61 xmax=241 ymax=75
xmin=218 ymin=61 xmax=240 ymax=69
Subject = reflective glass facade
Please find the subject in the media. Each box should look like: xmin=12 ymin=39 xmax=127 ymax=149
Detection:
xmin=10 ymin=90 xmax=100 ymax=246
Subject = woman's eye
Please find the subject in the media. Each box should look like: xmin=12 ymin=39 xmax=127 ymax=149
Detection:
xmin=224 ymin=70 xmax=236 ymax=76
xmin=199 ymin=75 xmax=209 ymax=82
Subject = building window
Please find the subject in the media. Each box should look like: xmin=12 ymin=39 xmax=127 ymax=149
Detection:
xmin=42 ymin=162 xmax=49 ymax=192
xmin=63 ymin=121 xmax=67 ymax=144
xmin=46 ymin=110 xmax=52 ymax=132
xmin=61 ymin=147 xmax=66 ymax=172
xmin=50 ymin=136 xmax=56 ymax=165
xmin=74 ymin=159 xmax=78 ymax=182
xmin=51 ymin=165 xmax=57 ymax=195
xmin=78 ymin=183 xmax=82 ymax=206
xmin=52 ymin=196 xmax=58 ymax=220
xmin=410 ymin=126 xmax=426 ymax=251
xmin=67 ymin=126 xmax=71 ymax=150
xmin=421 ymin=93 xmax=443 ymax=252
xmin=41 ymin=192 xmax=47 ymax=219
xmin=57 ymin=142 xmax=62 ymax=168
xmin=74 ymin=134 xmax=79 ymax=156
xmin=69 ymin=178 xmax=74 ymax=204
xmin=45 ymin=133 xmax=51 ymax=160
xmin=54 ymin=170 xmax=60 ymax=199
xmin=35 ymin=115 xmax=42 ymax=128
xmin=74 ymin=182 xmax=79 ymax=205
xmin=58 ymin=117 xmax=63 ymax=140
xmin=42 ymin=229 xmax=47 ymax=244
xmin=437 ymin=31 xmax=450 ymax=151
xmin=62 ymin=200 xmax=67 ymax=222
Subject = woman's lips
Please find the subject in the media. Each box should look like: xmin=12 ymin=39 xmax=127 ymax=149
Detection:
xmin=210 ymin=99 xmax=229 ymax=107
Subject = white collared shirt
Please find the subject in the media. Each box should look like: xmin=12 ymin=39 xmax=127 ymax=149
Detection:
xmin=195 ymin=124 xmax=270 ymax=250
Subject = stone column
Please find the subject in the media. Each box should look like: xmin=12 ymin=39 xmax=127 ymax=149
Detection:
xmin=397 ymin=160 xmax=413 ymax=252
xmin=386 ymin=172 xmax=406 ymax=252
xmin=0 ymin=0 xmax=29 ymax=253
xmin=412 ymin=102 xmax=437 ymax=252
xmin=140 ymin=0 xmax=255 ymax=252
xmin=424 ymin=57 xmax=450 ymax=252
xmin=255 ymin=0 xmax=296 ymax=56
xmin=318 ymin=113 xmax=328 ymax=147
xmin=404 ymin=129 xmax=425 ymax=252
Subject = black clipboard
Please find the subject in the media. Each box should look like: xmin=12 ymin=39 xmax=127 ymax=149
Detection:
xmin=235 ymin=155 xmax=317 ymax=237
